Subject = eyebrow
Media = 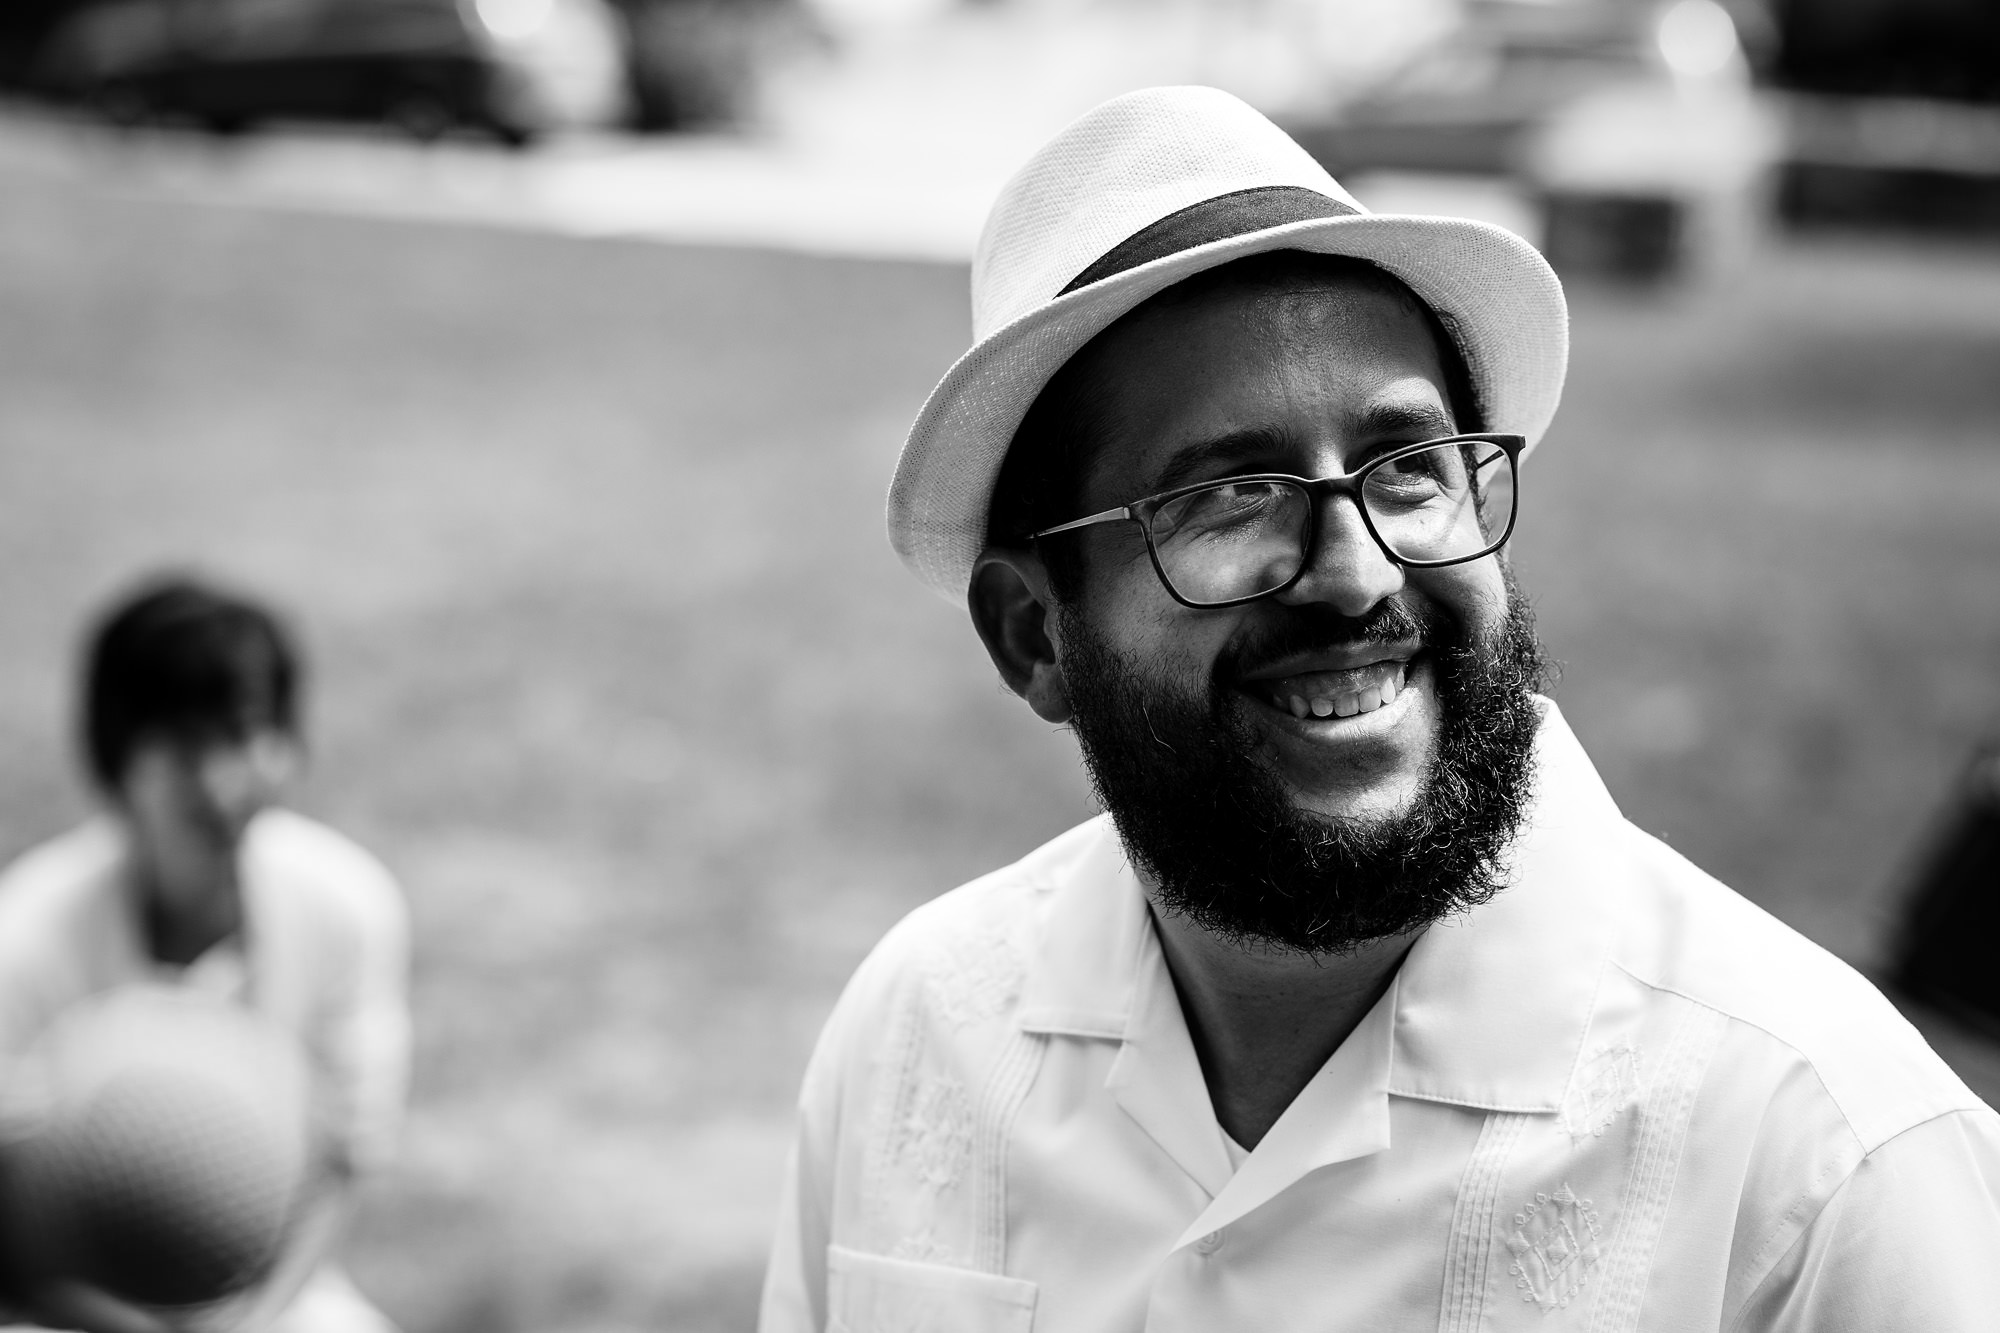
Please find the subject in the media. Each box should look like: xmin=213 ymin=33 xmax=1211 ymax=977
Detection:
xmin=1141 ymin=397 xmax=1459 ymax=496
xmin=1355 ymin=399 xmax=1457 ymax=442
xmin=1145 ymin=425 xmax=1293 ymax=494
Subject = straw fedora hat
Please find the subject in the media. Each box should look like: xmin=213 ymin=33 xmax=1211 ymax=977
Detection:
xmin=887 ymin=85 xmax=1569 ymax=601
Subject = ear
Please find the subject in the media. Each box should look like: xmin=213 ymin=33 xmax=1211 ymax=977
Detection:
xmin=969 ymin=547 xmax=1072 ymax=724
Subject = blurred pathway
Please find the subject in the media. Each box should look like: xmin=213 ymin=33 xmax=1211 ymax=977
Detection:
xmin=0 ymin=0 xmax=1500 ymax=262
xmin=0 ymin=110 xmax=1001 ymax=261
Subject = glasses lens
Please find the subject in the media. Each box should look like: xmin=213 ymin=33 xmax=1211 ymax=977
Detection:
xmin=1147 ymin=480 xmax=1311 ymax=605
xmin=1362 ymin=440 xmax=1515 ymax=564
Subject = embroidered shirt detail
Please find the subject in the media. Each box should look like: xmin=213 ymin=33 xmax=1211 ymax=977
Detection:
xmin=887 ymin=1225 xmax=958 ymax=1265
xmin=924 ymin=923 xmax=1027 ymax=1032
xmin=1586 ymin=1003 xmax=1727 ymax=1333
xmin=1563 ymin=1042 xmax=1642 ymax=1142
xmin=971 ymin=1028 xmax=1045 ymax=1274
xmin=1507 ymin=1184 xmax=1603 ymax=1312
xmin=1438 ymin=1112 xmax=1533 ymax=1333
xmin=892 ymin=1072 xmax=976 ymax=1194
xmin=864 ymin=908 xmax=1049 ymax=1277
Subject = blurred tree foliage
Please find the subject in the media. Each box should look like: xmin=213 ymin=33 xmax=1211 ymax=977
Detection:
xmin=1773 ymin=0 xmax=2000 ymax=103
xmin=616 ymin=0 xmax=818 ymax=131
xmin=0 ymin=0 xmax=84 ymax=82
xmin=2 ymin=0 xmax=818 ymax=130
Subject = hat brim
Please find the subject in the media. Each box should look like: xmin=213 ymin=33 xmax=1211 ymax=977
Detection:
xmin=888 ymin=211 xmax=1568 ymax=601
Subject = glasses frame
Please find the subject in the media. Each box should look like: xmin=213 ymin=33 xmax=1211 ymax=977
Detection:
xmin=1026 ymin=432 xmax=1526 ymax=610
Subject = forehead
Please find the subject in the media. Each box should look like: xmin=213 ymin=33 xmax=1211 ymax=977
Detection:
xmin=1071 ymin=267 xmax=1454 ymax=498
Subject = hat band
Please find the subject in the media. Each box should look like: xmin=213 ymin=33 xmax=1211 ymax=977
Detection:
xmin=1060 ymin=186 xmax=1360 ymax=296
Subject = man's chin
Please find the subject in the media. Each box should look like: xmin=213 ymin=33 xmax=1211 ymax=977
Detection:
xmin=1056 ymin=585 xmax=1549 ymax=955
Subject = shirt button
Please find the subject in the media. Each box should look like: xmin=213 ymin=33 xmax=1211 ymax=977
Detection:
xmin=1194 ymin=1229 xmax=1224 ymax=1255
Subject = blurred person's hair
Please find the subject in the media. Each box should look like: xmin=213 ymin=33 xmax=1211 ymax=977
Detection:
xmin=986 ymin=251 xmax=1483 ymax=600
xmin=81 ymin=576 xmax=301 ymax=789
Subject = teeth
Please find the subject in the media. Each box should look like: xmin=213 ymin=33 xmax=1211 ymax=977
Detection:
xmin=1271 ymin=661 xmax=1413 ymax=722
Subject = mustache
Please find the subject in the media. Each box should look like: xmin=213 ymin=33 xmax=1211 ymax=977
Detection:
xmin=1216 ymin=597 xmax=1451 ymax=682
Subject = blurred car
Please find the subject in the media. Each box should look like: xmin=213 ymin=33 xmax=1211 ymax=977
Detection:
xmin=35 ymin=0 xmax=629 ymax=143
xmin=1291 ymin=0 xmax=1780 ymax=280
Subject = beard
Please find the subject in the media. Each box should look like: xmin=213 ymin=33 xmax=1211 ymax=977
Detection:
xmin=1055 ymin=585 xmax=1552 ymax=957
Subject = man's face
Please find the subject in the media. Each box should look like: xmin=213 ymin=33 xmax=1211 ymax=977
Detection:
xmin=116 ymin=726 xmax=295 ymax=909
xmin=1024 ymin=265 xmax=1548 ymax=954
xmin=1057 ymin=272 xmax=1511 ymax=823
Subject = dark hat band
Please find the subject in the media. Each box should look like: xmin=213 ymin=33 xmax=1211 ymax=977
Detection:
xmin=1060 ymin=185 xmax=1360 ymax=295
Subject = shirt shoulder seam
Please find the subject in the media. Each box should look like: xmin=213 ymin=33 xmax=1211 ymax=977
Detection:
xmin=1724 ymin=1144 xmax=1859 ymax=1333
xmin=1725 ymin=1107 xmax=1993 ymax=1332
xmin=1604 ymin=958 xmax=1976 ymax=1150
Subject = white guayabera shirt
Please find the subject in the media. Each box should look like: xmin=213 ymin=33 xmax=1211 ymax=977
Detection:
xmin=761 ymin=704 xmax=2000 ymax=1333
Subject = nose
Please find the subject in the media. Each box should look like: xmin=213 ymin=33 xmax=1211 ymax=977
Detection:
xmin=195 ymin=736 xmax=290 ymax=823
xmin=195 ymin=748 xmax=260 ymax=821
xmin=1273 ymin=490 xmax=1405 ymax=617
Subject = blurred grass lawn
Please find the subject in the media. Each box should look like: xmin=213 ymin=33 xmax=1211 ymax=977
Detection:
xmin=2 ymin=177 xmax=1999 ymax=1332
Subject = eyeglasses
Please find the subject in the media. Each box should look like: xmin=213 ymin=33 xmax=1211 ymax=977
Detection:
xmin=1027 ymin=433 xmax=1524 ymax=609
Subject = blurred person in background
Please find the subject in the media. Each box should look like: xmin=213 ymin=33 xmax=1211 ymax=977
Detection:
xmin=761 ymin=87 xmax=2000 ymax=1331
xmin=0 ymin=576 xmax=408 ymax=1333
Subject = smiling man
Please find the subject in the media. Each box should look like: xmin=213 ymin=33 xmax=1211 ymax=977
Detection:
xmin=760 ymin=88 xmax=2000 ymax=1332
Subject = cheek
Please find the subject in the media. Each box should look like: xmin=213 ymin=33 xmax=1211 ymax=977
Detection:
xmin=1410 ymin=559 xmax=1510 ymax=641
xmin=1066 ymin=579 xmax=1235 ymax=699
xmin=119 ymin=757 xmax=180 ymax=828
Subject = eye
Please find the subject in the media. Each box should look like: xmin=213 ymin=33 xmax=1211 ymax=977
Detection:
xmin=1152 ymin=481 xmax=1287 ymax=540
xmin=1374 ymin=450 xmax=1445 ymax=481
xmin=1202 ymin=481 xmax=1276 ymax=510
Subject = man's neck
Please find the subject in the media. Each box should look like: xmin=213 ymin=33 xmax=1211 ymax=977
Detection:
xmin=1150 ymin=903 xmax=1419 ymax=1150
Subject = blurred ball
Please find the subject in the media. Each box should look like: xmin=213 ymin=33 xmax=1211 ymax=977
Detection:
xmin=0 ymin=986 xmax=312 ymax=1308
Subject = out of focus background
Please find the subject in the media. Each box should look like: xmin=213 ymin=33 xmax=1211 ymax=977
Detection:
xmin=2 ymin=0 xmax=1998 ymax=1327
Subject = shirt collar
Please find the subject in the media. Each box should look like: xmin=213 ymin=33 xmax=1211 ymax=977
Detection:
xmin=1178 ymin=976 xmax=1397 ymax=1241
xmin=1016 ymin=818 xmax=1146 ymax=1038
xmin=1020 ymin=836 xmax=1400 ymax=1215
xmin=1015 ymin=701 xmax=1626 ymax=1145
xmin=1387 ymin=702 xmax=1625 ymax=1112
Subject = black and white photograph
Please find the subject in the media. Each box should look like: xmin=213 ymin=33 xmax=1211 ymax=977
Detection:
xmin=0 ymin=0 xmax=1995 ymax=1328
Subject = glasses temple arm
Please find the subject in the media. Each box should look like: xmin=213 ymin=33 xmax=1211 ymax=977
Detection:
xmin=1028 ymin=506 xmax=1134 ymax=540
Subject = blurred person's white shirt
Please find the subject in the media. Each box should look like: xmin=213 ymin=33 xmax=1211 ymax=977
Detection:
xmin=0 ymin=807 xmax=410 ymax=1333
xmin=761 ymin=703 xmax=2000 ymax=1333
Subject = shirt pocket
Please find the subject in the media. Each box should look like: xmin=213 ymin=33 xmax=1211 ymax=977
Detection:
xmin=826 ymin=1245 xmax=1038 ymax=1333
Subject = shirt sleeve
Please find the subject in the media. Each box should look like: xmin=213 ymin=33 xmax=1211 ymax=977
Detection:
xmin=0 ymin=835 xmax=108 ymax=1066
xmin=0 ymin=941 xmax=59 ymax=1063
xmin=757 ymin=995 xmax=850 ymax=1333
xmin=314 ymin=853 xmax=412 ymax=1179
xmin=1732 ymin=1107 xmax=2000 ymax=1332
